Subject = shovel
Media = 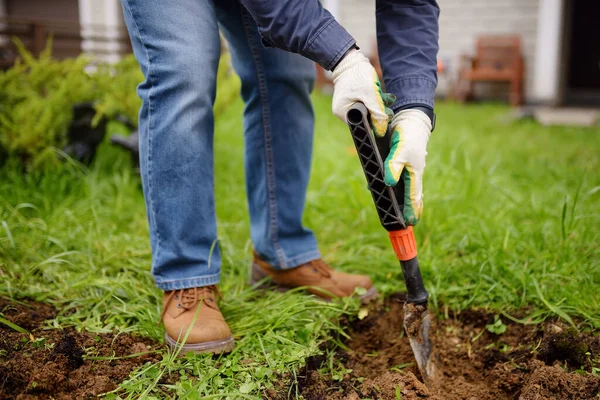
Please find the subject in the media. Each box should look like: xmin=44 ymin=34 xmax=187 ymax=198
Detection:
xmin=346 ymin=103 xmax=437 ymax=387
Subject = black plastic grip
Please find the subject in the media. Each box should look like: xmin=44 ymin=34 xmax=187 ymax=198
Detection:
xmin=346 ymin=104 xmax=406 ymax=232
xmin=347 ymin=103 xmax=429 ymax=306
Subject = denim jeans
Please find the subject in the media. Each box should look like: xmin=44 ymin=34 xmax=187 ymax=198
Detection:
xmin=120 ymin=0 xmax=320 ymax=291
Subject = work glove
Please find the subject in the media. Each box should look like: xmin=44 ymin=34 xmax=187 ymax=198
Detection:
xmin=332 ymin=50 xmax=395 ymax=137
xmin=384 ymin=109 xmax=432 ymax=226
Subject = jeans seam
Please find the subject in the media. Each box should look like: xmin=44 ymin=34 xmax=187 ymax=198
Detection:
xmin=241 ymin=9 xmax=286 ymax=266
xmin=156 ymin=273 xmax=221 ymax=284
xmin=155 ymin=274 xmax=221 ymax=291
xmin=122 ymin=0 xmax=161 ymax=266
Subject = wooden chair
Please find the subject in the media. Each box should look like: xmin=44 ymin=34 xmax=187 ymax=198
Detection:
xmin=456 ymin=35 xmax=524 ymax=106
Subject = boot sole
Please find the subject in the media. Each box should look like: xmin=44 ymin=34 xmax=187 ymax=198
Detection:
xmin=250 ymin=262 xmax=379 ymax=304
xmin=165 ymin=333 xmax=235 ymax=355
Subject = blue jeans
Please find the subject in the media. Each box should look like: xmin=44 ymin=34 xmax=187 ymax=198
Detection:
xmin=121 ymin=0 xmax=320 ymax=291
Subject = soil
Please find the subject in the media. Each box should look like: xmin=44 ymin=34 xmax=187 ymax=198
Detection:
xmin=2 ymin=296 xmax=599 ymax=400
xmin=295 ymin=293 xmax=600 ymax=400
xmin=0 ymin=298 xmax=162 ymax=400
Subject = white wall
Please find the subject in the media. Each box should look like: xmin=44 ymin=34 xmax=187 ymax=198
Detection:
xmin=323 ymin=0 xmax=340 ymax=20
xmin=438 ymin=0 xmax=539 ymax=100
xmin=337 ymin=0 xmax=542 ymax=102
xmin=78 ymin=0 xmax=124 ymax=63
xmin=337 ymin=0 xmax=377 ymax=58
xmin=532 ymin=0 xmax=564 ymax=104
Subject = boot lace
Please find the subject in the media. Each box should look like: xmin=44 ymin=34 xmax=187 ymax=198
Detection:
xmin=308 ymin=259 xmax=332 ymax=278
xmin=160 ymin=285 xmax=222 ymax=323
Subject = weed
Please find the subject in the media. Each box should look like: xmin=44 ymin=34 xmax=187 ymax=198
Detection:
xmin=486 ymin=316 xmax=507 ymax=335
xmin=30 ymin=337 xmax=48 ymax=350
xmin=586 ymin=352 xmax=600 ymax=376
xmin=390 ymin=363 xmax=414 ymax=373
xmin=395 ymin=384 xmax=403 ymax=399
xmin=0 ymin=315 xmax=28 ymax=334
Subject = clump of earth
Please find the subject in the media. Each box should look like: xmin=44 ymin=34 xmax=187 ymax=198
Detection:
xmin=0 ymin=298 xmax=161 ymax=400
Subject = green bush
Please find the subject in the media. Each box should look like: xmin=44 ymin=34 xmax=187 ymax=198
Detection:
xmin=0 ymin=38 xmax=241 ymax=170
xmin=93 ymin=53 xmax=145 ymax=126
xmin=0 ymin=39 xmax=99 ymax=169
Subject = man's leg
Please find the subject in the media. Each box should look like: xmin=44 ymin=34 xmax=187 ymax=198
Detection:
xmin=215 ymin=2 xmax=377 ymax=303
xmin=120 ymin=0 xmax=234 ymax=353
xmin=216 ymin=1 xmax=320 ymax=269
xmin=121 ymin=0 xmax=221 ymax=290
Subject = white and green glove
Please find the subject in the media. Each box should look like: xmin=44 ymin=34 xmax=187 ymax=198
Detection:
xmin=331 ymin=50 xmax=395 ymax=137
xmin=383 ymin=109 xmax=432 ymax=225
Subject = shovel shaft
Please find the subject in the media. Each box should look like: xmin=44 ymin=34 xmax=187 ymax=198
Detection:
xmin=388 ymin=227 xmax=429 ymax=305
xmin=400 ymin=257 xmax=429 ymax=305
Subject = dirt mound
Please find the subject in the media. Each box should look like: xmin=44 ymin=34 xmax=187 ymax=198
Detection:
xmin=298 ymin=293 xmax=600 ymax=400
xmin=0 ymin=298 xmax=161 ymax=400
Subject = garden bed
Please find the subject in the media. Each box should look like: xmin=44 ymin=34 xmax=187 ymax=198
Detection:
xmin=0 ymin=298 xmax=161 ymax=400
xmin=1 ymin=295 xmax=599 ymax=399
xmin=1 ymin=99 xmax=599 ymax=398
xmin=297 ymin=294 xmax=600 ymax=400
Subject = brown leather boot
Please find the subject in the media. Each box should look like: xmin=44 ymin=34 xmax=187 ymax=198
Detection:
xmin=161 ymin=286 xmax=234 ymax=354
xmin=251 ymin=252 xmax=378 ymax=303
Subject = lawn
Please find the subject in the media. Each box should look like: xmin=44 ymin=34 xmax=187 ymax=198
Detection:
xmin=1 ymin=95 xmax=599 ymax=398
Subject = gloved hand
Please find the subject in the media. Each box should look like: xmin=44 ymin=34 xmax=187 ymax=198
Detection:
xmin=383 ymin=109 xmax=432 ymax=225
xmin=332 ymin=50 xmax=395 ymax=137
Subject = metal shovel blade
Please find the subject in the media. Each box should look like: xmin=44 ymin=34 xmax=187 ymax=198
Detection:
xmin=404 ymin=302 xmax=437 ymax=387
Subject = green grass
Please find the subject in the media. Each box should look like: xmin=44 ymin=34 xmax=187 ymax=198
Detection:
xmin=1 ymin=95 xmax=599 ymax=398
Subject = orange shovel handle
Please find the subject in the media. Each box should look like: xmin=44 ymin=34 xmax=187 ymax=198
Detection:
xmin=389 ymin=227 xmax=418 ymax=261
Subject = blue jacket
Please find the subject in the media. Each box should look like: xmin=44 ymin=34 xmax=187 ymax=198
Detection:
xmin=239 ymin=0 xmax=440 ymax=111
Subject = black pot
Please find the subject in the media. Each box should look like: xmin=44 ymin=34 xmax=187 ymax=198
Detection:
xmin=62 ymin=102 xmax=107 ymax=165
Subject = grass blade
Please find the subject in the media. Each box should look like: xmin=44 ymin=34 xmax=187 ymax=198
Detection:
xmin=0 ymin=316 xmax=28 ymax=334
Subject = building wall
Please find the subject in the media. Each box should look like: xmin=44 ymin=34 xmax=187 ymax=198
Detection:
xmin=0 ymin=0 xmax=6 ymax=48
xmin=337 ymin=1 xmax=377 ymax=59
xmin=532 ymin=0 xmax=564 ymax=104
xmin=6 ymin=0 xmax=80 ymax=21
xmin=335 ymin=0 xmax=541 ymax=101
xmin=438 ymin=0 xmax=539 ymax=100
xmin=2 ymin=0 xmax=82 ymax=58
xmin=0 ymin=0 xmax=126 ymax=62
xmin=79 ymin=0 xmax=126 ymax=63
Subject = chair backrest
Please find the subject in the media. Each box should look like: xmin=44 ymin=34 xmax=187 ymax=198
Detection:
xmin=475 ymin=35 xmax=521 ymax=69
